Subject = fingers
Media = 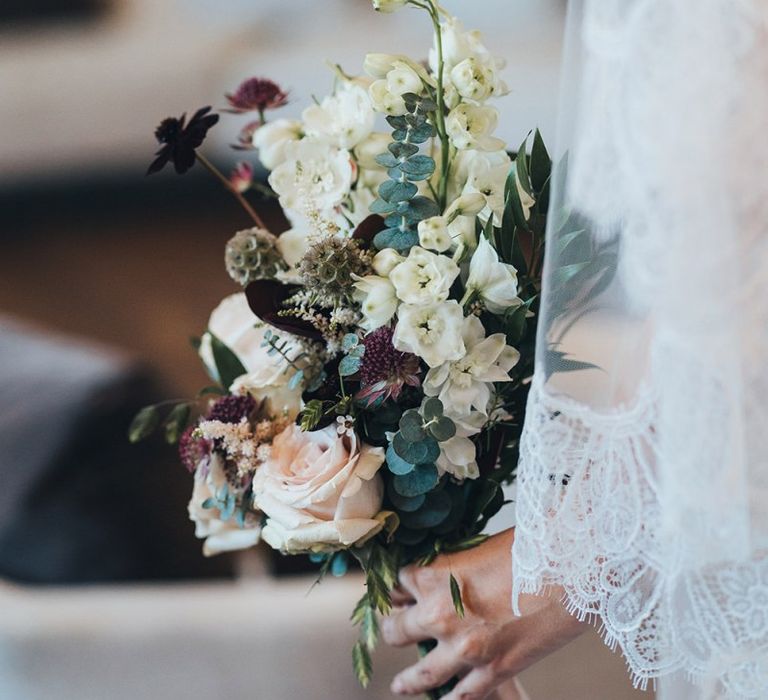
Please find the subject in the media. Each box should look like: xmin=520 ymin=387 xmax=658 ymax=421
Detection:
xmin=391 ymin=585 xmax=416 ymax=607
xmin=381 ymin=605 xmax=432 ymax=647
xmin=391 ymin=642 xmax=469 ymax=696
xmin=442 ymin=666 xmax=498 ymax=700
xmin=397 ymin=564 xmax=421 ymax=600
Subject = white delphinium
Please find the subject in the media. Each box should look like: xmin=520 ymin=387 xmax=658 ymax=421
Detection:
xmin=269 ymin=140 xmax=353 ymax=213
xmin=461 ymin=237 xmax=522 ymax=314
xmin=393 ymin=300 xmax=465 ymax=368
xmin=389 ymin=246 xmax=460 ymax=304
xmin=435 ymin=411 xmax=487 ymax=480
xmin=252 ymin=119 xmax=303 ymax=170
xmin=365 ymin=54 xmax=432 ymax=117
xmin=352 ymin=274 xmax=398 ymax=332
xmin=424 ymin=315 xmax=519 ymax=416
xmin=373 ymin=248 xmax=404 ymax=276
xmin=302 ymin=83 xmax=375 ymax=150
xmin=369 ymin=80 xmax=407 ymax=116
xmin=446 ymin=104 xmax=506 ymax=151
xmin=418 ymin=216 xmax=452 ymax=253
xmin=459 ymin=150 xmax=513 ymax=225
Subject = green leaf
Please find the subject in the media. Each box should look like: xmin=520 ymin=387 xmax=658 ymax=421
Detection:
xmin=389 ymin=142 xmax=419 ymax=158
xmin=400 ymin=490 xmax=452 ymax=529
xmin=352 ymin=642 xmax=373 ymax=689
xmin=374 ymin=226 xmax=419 ymax=252
xmin=386 ymin=442 xmax=416 ymax=475
xmin=422 ymin=397 xmax=443 ymax=421
xmin=351 ymin=593 xmax=370 ymax=625
xmin=379 ymin=179 xmax=417 ymax=203
xmin=450 ymin=574 xmax=465 ymax=619
xmin=393 ymin=463 xmax=439 ymax=497
xmin=369 ymin=198 xmax=396 ymax=215
xmin=400 ymin=155 xmax=435 ymax=177
xmin=515 ymin=135 xmax=533 ymax=196
xmin=394 ymin=434 xmax=440 ymax=465
xmin=529 ymin=129 xmax=551 ymax=193
xmin=443 ymin=534 xmax=489 ymax=553
xmin=128 ymin=405 xmax=160 ymax=443
xmin=375 ymin=152 xmax=399 ymax=168
xmin=504 ymin=169 xmax=531 ymax=234
xmin=362 ymin=606 xmax=379 ymax=651
xmin=399 ymin=410 xmax=426 ymax=442
xmin=503 ymin=304 xmax=528 ymax=345
xmin=208 ymin=333 xmax=247 ymax=390
xmin=164 ymin=402 xmax=191 ymax=445
xmin=427 ymin=415 xmax=456 ymax=442
xmin=387 ymin=482 xmax=426 ymax=512
xmin=342 ymin=334 xmax=360 ymax=352
xmin=556 ymin=229 xmax=586 ymax=255
xmin=300 ymin=399 xmax=325 ymax=432
xmin=339 ymin=355 xmax=362 ymax=377
xmin=552 ymin=261 xmax=591 ymax=287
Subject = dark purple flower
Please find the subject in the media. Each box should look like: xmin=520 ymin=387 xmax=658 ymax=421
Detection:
xmin=356 ymin=326 xmax=421 ymax=406
xmin=207 ymin=394 xmax=256 ymax=424
xmin=225 ymin=78 xmax=289 ymax=114
xmin=147 ymin=106 xmax=219 ymax=175
xmin=179 ymin=425 xmax=211 ymax=473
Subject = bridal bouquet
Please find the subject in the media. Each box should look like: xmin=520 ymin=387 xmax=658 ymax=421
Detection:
xmin=131 ymin=0 xmax=561 ymax=692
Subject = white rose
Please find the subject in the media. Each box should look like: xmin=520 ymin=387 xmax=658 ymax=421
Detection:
xmin=461 ymin=236 xmax=522 ymax=314
xmin=302 ymin=84 xmax=375 ymax=150
xmin=393 ymin=300 xmax=466 ymax=368
xmin=199 ymin=293 xmax=291 ymax=389
xmin=418 ymin=216 xmax=452 ymax=253
xmin=188 ymin=454 xmax=261 ymax=557
xmin=269 ymin=140 xmax=354 ymax=212
xmin=389 ymin=246 xmax=460 ymax=304
xmin=253 ymin=119 xmax=303 ymax=171
xmin=446 ymin=104 xmax=506 ymax=152
xmin=424 ymin=315 xmax=519 ymax=416
xmin=352 ymin=274 xmax=399 ymax=332
xmin=356 ymin=132 xmax=393 ymax=170
xmin=369 ymin=79 xmax=407 ymax=116
xmin=372 ymin=0 xmax=407 ymax=12
xmin=253 ymin=424 xmax=385 ymax=554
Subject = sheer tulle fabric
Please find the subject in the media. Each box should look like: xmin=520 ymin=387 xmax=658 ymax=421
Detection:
xmin=512 ymin=1 xmax=768 ymax=697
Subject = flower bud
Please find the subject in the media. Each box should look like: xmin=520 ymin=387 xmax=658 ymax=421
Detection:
xmin=372 ymin=0 xmax=408 ymax=14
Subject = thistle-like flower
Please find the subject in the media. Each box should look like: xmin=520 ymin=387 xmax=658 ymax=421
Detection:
xmin=356 ymin=326 xmax=421 ymax=405
xmin=225 ymin=227 xmax=287 ymax=286
xmin=297 ymin=236 xmax=373 ymax=306
xmin=225 ymin=77 xmax=289 ymax=115
xmin=178 ymin=425 xmax=211 ymax=473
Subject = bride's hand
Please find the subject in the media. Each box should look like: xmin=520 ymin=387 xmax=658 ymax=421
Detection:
xmin=382 ymin=528 xmax=587 ymax=698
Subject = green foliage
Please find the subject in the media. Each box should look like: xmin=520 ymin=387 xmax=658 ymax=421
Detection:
xmin=393 ymin=463 xmax=439 ymax=497
xmin=299 ymin=399 xmax=327 ymax=431
xmin=164 ymin=402 xmax=191 ymax=444
xmin=352 ymin=642 xmax=373 ymax=688
xmin=208 ymin=332 xmax=247 ymax=389
xmin=449 ymin=574 xmax=465 ymax=619
xmin=128 ymin=405 xmax=160 ymax=443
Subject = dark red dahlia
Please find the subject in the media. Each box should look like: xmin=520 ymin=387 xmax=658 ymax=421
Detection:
xmin=356 ymin=326 xmax=421 ymax=406
xmin=225 ymin=78 xmax=289 ymax=115
xmin=147 ymin=106 xmax=219 ymax=175
xmin=178 ymin=425 xmax=211 ymax=473
xmin=207 ymin=394 xmax=256 ymax=423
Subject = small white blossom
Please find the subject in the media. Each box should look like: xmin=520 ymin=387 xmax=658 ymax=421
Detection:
xmin=373 ymin=248 xmax=405 ymax=276
xmin=446 ymin=193 xmax=487 ymax=219
xmin=253 ymin=119 xmax=303 ymax=171
xmin=372 ymin=0 xmax=407 ymax=13
xmin=424 ymin=315 xmax=519 ymax=416
xmin=446 ymin=104 xmax=506 ymax=152
xmin=336 ymin=415 xmax=356 ymax=437
xmin=352 ymin=274 xmax=398 ymax=332
xmin=435 ymin=411 xmax=487 ymax=481
xmin=393 ymin=300 xmax=465 ymax=368
xmin=389 ymin=246 xmax=460 ymax=304
xmin=386 ymin=60 xmax=424 ymax=97
xmin=418 ymin=216 xmax=452 ymax=253
xmin=462 ymin=237 xmax=521 ymax=314
xmin=302 ymin=83 xmax=375 ymax=150
xmin=450 ymin=57 xmax=495 ymax=101
xmin=460 ymin=151 xmax=511 ymax=225
xmin=369 ymin=79 xmax=407 ymax=116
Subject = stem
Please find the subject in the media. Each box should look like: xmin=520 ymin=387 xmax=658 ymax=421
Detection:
xmin=195 ymin=153 xmax=267 ymax=229
xmin=426 ymin=0 xmax=451 ymax=212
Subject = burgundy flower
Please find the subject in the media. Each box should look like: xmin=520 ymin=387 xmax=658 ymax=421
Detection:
xmin=207 ymin=394 xmax=257 ymax=424
xmin=232 ymin=120 xmax=262 ymax=151
xmin=356 ymin=326 xmax=421 ymax=406
xmin=225 ymin=77 xmax=289 ymax=114
xmin=179 ymin=425 xmax=211 ymax=473
xmin=147 ymin=106 xmax=219 ymax=175
xmin=229 ymin=161 xmax=254 ymax=193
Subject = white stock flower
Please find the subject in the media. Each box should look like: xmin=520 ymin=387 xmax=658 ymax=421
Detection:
xmin=269 ymin=140 xmax=353 ymax=212
xmin=373 ymin=248 xmax=404 ymax=276
xmin=393 ymin=300 xmax=465 ymax=368
xmin=418 ymin=216 xmax=452 ymax=253
xmin=389 ymin=246 xmax=460 ymax=304
xmin=450 ymin=57 xmax=495 ymax=101
xmin=369 ymin=79 xmax=407 ymax=116
xmin=352 ymin=274 xmax=398 ymax=331
xmin=252 ymin=119 xmax=303 ymax=171
xmin=302 ymin=84 xmax=375 ymax=150
xmin=372 ymin=0 xmax=407 ymax=13
xmin=253 ymin=424 xmax=385 ymax=554
xmin=462 ymin=237 xmax=521 ymax=314
xmin=188 ymin=454 xmax=261 ymax=557
xmin=446 ymin=104 xmax=506 ymax=152
xmin=424 ymin=315 xmax=519 ymax=416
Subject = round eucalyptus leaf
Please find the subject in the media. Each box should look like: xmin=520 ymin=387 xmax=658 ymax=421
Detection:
xmin=399 ymin=410 xmax=426 ymax=442
xmin=393 ymin=463 xmax=439 ymax=497
xmin=400 ymin=490 xmax=452 ymax=529
xmin=387 ymin=481 xmax=426 ymax=512
xmin=395 ymin=526 xmax=429 ymax=546
xmin=386 ymin=443 xmax=415 ymax=476
xmin=423 ymin=397 xmax=444 ymax=421
xmin=428 ymin=416 xmax=456 ymax=442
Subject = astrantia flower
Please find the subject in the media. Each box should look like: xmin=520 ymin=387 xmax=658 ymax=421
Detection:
xmin=229 ymin=161 xmax=253 ymax=193
xmin=225 ymin=77 xmax=289 ymax=114
xmin=393 ymin=300 xmax=466 ymax=368
xmin=147 ymin=106 xmax=219 ymax=175
xmin=356 ymin=326 xmax=421 ymax=405
xmin=424 ymin=315 xmax=519 ymax=416
xmin=461 ymin=236 xmax=522 ymax=314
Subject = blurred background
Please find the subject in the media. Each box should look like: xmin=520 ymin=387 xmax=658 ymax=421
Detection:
xmin=0 ymin=1 xmax=651 ymax=698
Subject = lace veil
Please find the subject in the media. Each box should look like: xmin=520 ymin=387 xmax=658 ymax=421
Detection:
xmin=511 ymin=1 xmax=768 ymax=697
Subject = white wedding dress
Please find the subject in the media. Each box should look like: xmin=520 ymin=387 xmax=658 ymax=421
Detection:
xmin=512 ymin=1 xmax=768 ymax=698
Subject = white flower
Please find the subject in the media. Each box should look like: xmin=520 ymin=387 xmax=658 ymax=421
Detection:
xmin=450 ymin=57 xmax=495 ymax=102
xmin=430 ymin=17 xmax=480 ymax=74
xmin=514 ymin=165 xmax=536 ymax=220
xmin=336 ymin=415 xmax=356 ymax=437
xmin=389 ymin=247 xmax=460 ymax=305
xmin=302 ymin=84 xmax=375 ymax=150
xmin=462 ymin=237 xmax=521 ymax=314
xmin=253 ymin=119 xmax=303 ymax=171
xmin=393 ymin=300 xmax=466 ymax=368
xmin=373 ymin=248 xmax=404 ymax=276
xmin=199 ymin=293 xmax=291 ymax=389
xmin=188 ymin=454 xmax=261 ymax=557
xmin=386 ymin=60 xmax=424 ymax=97
xmin=460 ymin=150 xmax=511 ymax=225
xmin=253 ymin=424 xmax=385 ymax=554
xmin=269 ymin=140 xmax=353 ymax=213
xmin=369 ymin=79 xmax=407 ymax=116
xmin=352 ymin=274 xmax=398 ymax=332
xmin=418 ymin=216 xmax=452 ymax=253
xmin=355 ymin=131 xmax=393 ymax=170
xmin=435 ymin=412 xmax=487 ymax=480
xmin=446 ymin=193 xmax=487 ymax=219
xmin=446 ymin=104 xmax=506 ymax=152
xmin=424 ymin=315 xmax=519 ymax=416
xmin=372 ymin=0 xmax=407 ymax=12
xmin=364 ymin=54 xmax=433 ymax=84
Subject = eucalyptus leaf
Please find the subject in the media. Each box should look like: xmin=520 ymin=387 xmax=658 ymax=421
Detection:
xmin=422 ymin=397 xmax=444 ymax=421
xmin=375 ymin=152 xmax=399 ymax=168
xmin=379 ymin=180 xmax=417 ymax=203
xmin=389 ymin=142 xmax=419 ymax=158
xmin=374 ymin=227 xmax=418 ymax=252
xmin=399 ymin=490 xmax=452 ymax=529
xmin=342 ymin=334 xmax=360 ymax=352
xmin=399 ymin=410 xmax=426 ymax=442
xmin=387 ymin=480 xmax=426 ymax=512
xmin=339 ymin=355 xmax=361 ymax=377
xmin=393 ymin=463 xmax=439 ymax=497
xmin=386 ymin=442 xmax=416 ymax=476
xmin=369 ymin=198 xmax=396 ymax=215
xmin=400 ymin=155 xmax=435 ymax=177
xmin=427 ymin=415 xmax=456 ymax=442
